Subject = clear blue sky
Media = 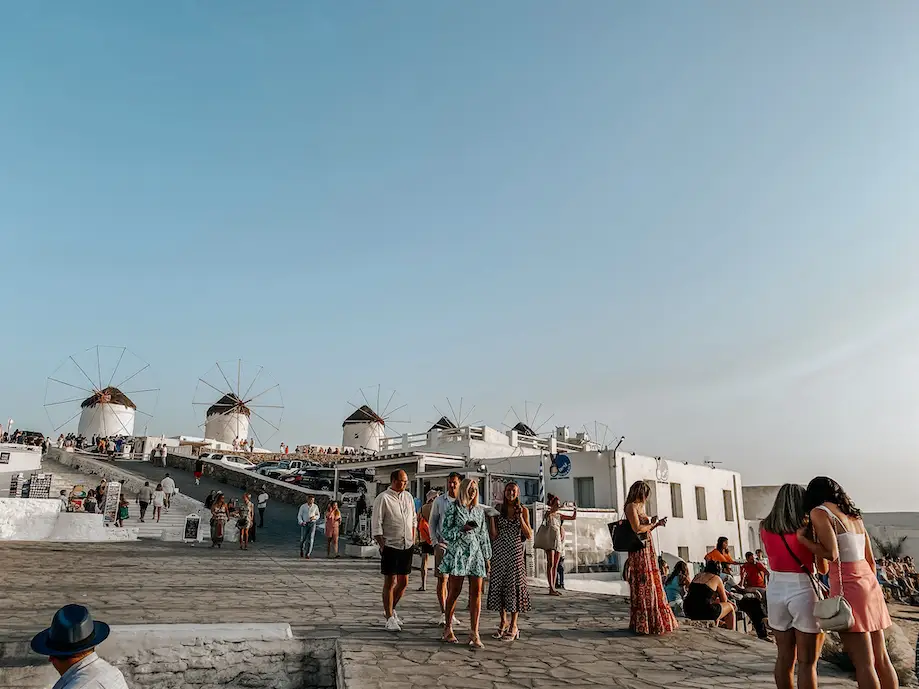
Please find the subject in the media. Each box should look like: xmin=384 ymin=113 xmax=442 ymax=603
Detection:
xmin=3 ymin=3 xmax=918 ymax=510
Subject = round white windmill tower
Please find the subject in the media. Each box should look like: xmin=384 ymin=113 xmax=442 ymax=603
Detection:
xmin=342 ymin=405 xmax=386 ymax=452
xmin=342 ymin=386 xmax=409 ymax=453
xmin=44 ymin=346 xmax=159 ymax=439
xmin=78 ymin=387 xmax=137 ymax=437
xmin=204 ymin=393 xmax=251 ymax=445
xmin=193 ymin=360 xmax=284 ymax=451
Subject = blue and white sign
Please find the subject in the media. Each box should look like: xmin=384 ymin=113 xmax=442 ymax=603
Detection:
xmin=549 ymin=453 xmax=571 ymax=479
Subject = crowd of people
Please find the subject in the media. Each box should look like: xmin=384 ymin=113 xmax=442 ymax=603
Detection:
xmin=626 ymin=476 xmax=899 ymax=689
xmin=2 ymin=429 xmax=43 ymax=446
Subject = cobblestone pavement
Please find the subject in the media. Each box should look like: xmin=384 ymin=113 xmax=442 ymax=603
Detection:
xmin=0 ymin=542 xmax=858 ymax=689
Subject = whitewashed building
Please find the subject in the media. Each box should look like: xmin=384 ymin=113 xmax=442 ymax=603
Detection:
xmin=204 ymin=394 xmax=251 ymax=446
xmin=485 ymin=449 xmax=752 ymax=563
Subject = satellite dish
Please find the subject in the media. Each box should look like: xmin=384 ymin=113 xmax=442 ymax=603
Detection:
xmin=655 ymin=457 xmax=670 ymax=482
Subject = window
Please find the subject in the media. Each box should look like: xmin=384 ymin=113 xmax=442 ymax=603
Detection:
xmin=723 ymin=489 xmax=735 ymax=521
xmin=695 ymin=486 xmax=708 ymax=520
xmin=670 ymin=483 xmax=683 ymax=518
xmin=678 ymin=546 xmax=690 ymax=563
xmin=574 ymin=477 xmax=595 ymax=508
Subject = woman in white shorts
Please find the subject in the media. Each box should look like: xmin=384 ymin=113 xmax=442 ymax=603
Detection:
xmin=760 ymin=484 xmax=828 ymax=689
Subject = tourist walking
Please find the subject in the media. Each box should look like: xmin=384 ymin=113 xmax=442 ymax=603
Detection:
xmin=326 ymin=501 xmax=342 ymax=558
xmin=257 ymin=488 xmax=269 ymax=527
xmin=115 ymin=497 xmax=129 ymax=527
xmin=623 ymin=480 xmax=678 ymax=635
xmin=371 ymin=470 xmax=416 ymax=632
xmin=537 ymin=494 xmax=576 ymax=596
xmin=798 ymin=477 xmax=897 ymax=689
xmin=438 ymin=478 xmax=492 ymax=648
xmin=417 ymin=490 xmax=438 ymax=591
xmin=204 ymin=490 xmax=217 ymax=510
xmin=30 ymin=604 xmax=128 ymax=689
xmin=429 ymin=472 xmax=462 ymax=626
xmin=136 ymin=481 xmax=153 ymax=522
xmin=194 ymin=458 xmax=204 ymax=485
xmin=237 ymin=493 xmax=253 ymax=550
xmin=760 ymin=483 xmax=826 ymax=689
xmin=298 ymin=496 xmax=321 ymax=559
xmin=683 ymin=560 xmax=736 ymax=628
xmin=486 ymin=481 xmax=532 ymax=641
xmin=210 ymin=493 xmax=228 ymax=548
xmin=152 ymin=484 xmax=166 ymax=523
xmin=160 ymin=474 xmax=175 ymax=510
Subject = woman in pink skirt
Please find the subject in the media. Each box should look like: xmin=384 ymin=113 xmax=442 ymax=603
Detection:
xmin=798 ymin=477 xmax=898 ymax=689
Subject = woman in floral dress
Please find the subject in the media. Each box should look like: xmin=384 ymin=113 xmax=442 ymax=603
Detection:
xmin=438 ymin=478 xmax=492 ymax=648
xmin=624 ymin=480 xmax=677 ymax=635
xmin=487 ymin=482 xmax=532 ymax=641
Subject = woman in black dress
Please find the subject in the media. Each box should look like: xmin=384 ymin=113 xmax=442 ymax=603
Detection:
xmin=486 ymin=482 xmax=532 ymax=641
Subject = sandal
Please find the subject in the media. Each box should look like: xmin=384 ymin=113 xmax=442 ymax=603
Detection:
xmin=440 ymin=631 xmax=458 ymax=643
xmin=468 ymin=634 xmax=484 ymax=649
xmin=491 ymin=624 xmax=508 ymax=639
xmin=502 ymin=627 xmax=520 ymax=641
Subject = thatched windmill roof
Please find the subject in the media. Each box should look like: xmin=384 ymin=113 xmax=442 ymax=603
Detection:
xmin=343 ymin=404 xmax=384 ymax=427
xmin=207 ymin=393 xmax=251 ymax=418
xmin=429 ymin=416 xmax=457 ymax=432
xmin=80 ymin=387 xmax=137 ymax=410
xmin=512 ymin=422 xmax=537 ymax=437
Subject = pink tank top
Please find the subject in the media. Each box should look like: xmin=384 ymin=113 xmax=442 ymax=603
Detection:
xmin=761 ymin=529 xmax=815 ymax=573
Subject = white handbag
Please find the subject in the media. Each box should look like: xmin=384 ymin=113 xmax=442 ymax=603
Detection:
xmin=813 ymin=547 xmax=854 ymax=632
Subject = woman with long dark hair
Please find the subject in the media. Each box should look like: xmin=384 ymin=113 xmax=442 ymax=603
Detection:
xmin=664 ymin=560 xmax=691 ymax=611
xmin=487 ymin=482 xmax=532 ymax=641
xmin=798 ymin=477 xmax=897 ymax=689
xmin=540 ymin=494 xmax=576 ymax=596
xmin=760 ymin=483 xmax=826 ymax=689
xmin=623 ymin=480 xmax=677 ymax=635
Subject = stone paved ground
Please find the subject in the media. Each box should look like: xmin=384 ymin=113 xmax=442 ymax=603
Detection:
xmin=0 ymin=541 xmax=859 ymax=689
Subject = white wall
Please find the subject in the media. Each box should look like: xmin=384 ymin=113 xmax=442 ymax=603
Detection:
xmin=204 ymin=412 xmax=249 ymax=445
xmin=483 ymin=449 xmax=749 ymax=563
xmin=742 ymin=485 xmax=782 ymax=520
xmin=78 ymin=404 xmax=135 ymax=437
xmin=0 ymin=444 xmax=42 ymax=475
xmin=342 ymin=421 xmax=386 ymax=453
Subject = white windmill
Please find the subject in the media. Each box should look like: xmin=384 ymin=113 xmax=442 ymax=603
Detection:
xmin=44 ymin=346 xmax=159 ymax=438
xmin=427 ymin=397 xmax=482 ymax=436
xmin=193 ymin=360 xmax=283 ymax=450
xmin=342 ymin=385 xmax=409 ymax=453
xmin=501 ymin=401 xmax=556 ymax=439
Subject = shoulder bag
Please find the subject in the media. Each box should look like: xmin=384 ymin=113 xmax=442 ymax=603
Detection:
xmin=610 ymin=517 xmax=648 ymax=553
xmin=780 ymin=532 xmax=853 ymax=632
xmin=533 ymin=513 xmax=557 ymax=551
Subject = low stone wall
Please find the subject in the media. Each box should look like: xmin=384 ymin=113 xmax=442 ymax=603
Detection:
xmin=167 ymin=454 xmax=332 ymax=513
xmin=0 ymin=624 xmax=336 ymax=689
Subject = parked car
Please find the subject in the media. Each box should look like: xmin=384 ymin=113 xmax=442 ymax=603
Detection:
xmin=219 ymin=455 xmax=253 ymax=470
xmin=262 ymin=460 xmax=306 ymax=478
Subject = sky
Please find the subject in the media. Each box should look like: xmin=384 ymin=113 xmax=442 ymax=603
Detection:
xmin=2 ymin=2 xmax=919 ymax=511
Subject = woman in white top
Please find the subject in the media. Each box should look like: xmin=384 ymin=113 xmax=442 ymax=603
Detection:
xmin=798 ymin=477 xmax=897 ymax=689
xmin=152 ymin=483 xmax=166 ymax=523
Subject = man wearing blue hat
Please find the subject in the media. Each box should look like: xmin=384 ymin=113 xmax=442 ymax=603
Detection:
xmin=30 ymin=604 xmax=128 ymax=688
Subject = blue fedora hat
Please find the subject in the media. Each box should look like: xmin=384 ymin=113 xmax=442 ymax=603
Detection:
xmin=30 ymin=605 xmax=110 ymax=657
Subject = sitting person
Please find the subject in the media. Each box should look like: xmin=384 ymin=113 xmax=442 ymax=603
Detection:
xmin=739 ymin=551 xmax=769 ymax=599
xmin=664 ymin=561 xmax=691 ymax=615
xmin=683 ymin=560 xmax=736 ymax=629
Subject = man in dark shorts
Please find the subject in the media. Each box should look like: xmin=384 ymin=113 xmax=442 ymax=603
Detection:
xmin=372 ymin=469 xmax=416 ymax=632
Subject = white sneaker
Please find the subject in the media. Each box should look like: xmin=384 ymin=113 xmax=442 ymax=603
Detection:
xmin=384 ymin=616 xmax=401 ymax=632
xmin=438 ymin=613 xmax=446 ymax=626
xmin=451 ymin=615 xmax=459 ymax=628
xmin=393 ymin=611 xmax=403 ymax=624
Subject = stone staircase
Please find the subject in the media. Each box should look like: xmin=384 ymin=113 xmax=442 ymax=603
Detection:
xmin=44 ymin=458 xmax=204 ymax=541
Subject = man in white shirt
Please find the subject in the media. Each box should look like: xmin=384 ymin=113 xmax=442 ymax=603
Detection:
xmin=371 ymin=469 xmax=416 ymax=631
xmin=428 ymin=471 xmax=462 ymax=626
xmin=160 ymin=474 xmax=176 ymax=510
xmin=257 ymin=488 xmax=269 ymax=528
xmin=297 ymin=495 xmax=320 ymax=559
xmin=31 ymin=604 xmax=128 ymax=689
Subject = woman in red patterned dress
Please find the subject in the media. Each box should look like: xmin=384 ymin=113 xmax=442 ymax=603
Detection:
xmin=624 ymin=480 xmax=678 ymax=635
